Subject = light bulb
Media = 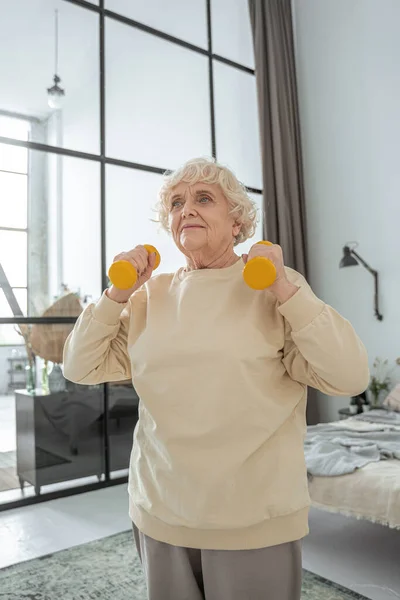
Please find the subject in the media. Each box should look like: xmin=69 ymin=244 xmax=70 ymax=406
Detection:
xmin=47 ymin=75 xmax=65 ymax=110
xmin=48 ymin=92 xmax=64 ymax=110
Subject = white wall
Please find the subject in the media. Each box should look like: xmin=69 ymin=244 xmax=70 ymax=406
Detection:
xmin=293 ymin=0 xmax=400 ymax=421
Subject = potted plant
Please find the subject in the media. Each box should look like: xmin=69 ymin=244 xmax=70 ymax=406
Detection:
xmin=368 ymin=357 xmax=392 ymax=409
xmin=16 ymin=324 xmax=36 ymax=393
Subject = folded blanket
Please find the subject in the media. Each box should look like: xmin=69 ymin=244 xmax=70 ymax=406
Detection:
xmin=353 ymin=408 xmax=400 ymax=425
xmin=305 ymin=420 xmax=400 ymax=477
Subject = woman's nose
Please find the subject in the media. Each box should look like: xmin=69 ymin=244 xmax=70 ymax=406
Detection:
xmin=182 ymin=200 xmax=197 ymax=216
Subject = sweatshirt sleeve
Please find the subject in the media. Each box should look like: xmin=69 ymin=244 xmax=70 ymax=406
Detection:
xmin=63 ymin=289 xmax=145 ymax=385
xmin=278 ymin=269 xmax=370 ymax=397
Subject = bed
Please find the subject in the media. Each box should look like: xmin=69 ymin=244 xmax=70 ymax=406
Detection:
xmin=307 ymin=407 xmax=400 ymax=529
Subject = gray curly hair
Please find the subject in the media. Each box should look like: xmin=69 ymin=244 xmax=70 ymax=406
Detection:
xmin=156 ymin=157 xmax=258 ymax=246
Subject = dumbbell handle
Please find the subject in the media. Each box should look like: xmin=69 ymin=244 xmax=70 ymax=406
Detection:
xmin=108 ymin=245 xmax=161 ymax=290
xmin=242 ymin=241 xmax=277 ymax=290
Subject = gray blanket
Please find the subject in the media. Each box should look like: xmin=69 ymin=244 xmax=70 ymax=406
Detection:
xmin=351 ymin=409 xmax=400 ymax=425
xmin=305 ymin=411 xmax=400 ymax=477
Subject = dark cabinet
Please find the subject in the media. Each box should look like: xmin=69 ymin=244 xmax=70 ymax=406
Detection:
xmin=15 ymin=383 xmax=139 ymax=495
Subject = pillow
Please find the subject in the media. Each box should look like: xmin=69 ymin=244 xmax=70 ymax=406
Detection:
xmin=383 ymin=384 xmax=400 ymax=412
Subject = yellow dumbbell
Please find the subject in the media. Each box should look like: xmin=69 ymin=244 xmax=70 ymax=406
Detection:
xmin=108 ymin=244 xmax=161 ymax=290
xmin=242 ymin=241 xmax=277 ymax=290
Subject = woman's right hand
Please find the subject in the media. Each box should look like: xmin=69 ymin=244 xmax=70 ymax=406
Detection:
xmin=106 ymin=245 xmax=157 ymax=303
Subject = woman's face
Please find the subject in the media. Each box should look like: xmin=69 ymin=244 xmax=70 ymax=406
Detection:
xmin=168 ymin=182 xmax=241 ymax=258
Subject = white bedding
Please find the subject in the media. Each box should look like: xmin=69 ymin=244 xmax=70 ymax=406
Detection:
xmin=308 ymin=416 xmax=400 ymax=529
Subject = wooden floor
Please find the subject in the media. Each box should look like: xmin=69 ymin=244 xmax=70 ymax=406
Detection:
xmin=0 ymin=450 xmax=19 ymax=492
xmin=0 ymin=466 xmax=19 ymax=492
xmin=0 ymin=394 xmax=19 ymax=493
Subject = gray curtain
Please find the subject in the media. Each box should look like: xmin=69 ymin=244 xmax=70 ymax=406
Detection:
xmin=249 ymin=0 xmax=320 ymax=425
xmin=248 ymin=0 xmax=308 ymax=279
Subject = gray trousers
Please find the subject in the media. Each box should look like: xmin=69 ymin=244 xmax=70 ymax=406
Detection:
xmin=132 ymin=524 xmax=302 ymax=600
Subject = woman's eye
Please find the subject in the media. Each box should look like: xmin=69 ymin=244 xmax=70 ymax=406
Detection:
xmin=199 ymin=196 xmax=211 ymax=203
xmin=171 ymin=200 xmax=182 ymax=209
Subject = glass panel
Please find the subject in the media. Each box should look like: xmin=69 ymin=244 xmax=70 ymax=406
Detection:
xmin=14 ymin=289 xmax=27 ymax=316
xmin=235 ymin=192 xmax=264 ymax=256
xmin=211 ymin=0 xmax=255 ymax=69
xmin=0 ymin=331 xmax=105 ymax=501
xmin=214 ymin=61 xmax=262 ymax=189
xmin=0 ymin=230 xmax=27 ymax=288
xmin=0 ymin=116 xmax=29 ymax=175
xmin=105 ymin=0 xmax=207 ymax=49
xmin=0 ymin=291 xmax=14 ymax=321
xmin=0 ymin=151 xmax=101 ymax=318
xmin=0 ymin=324 xmax=25 ymax=347
xmin=106 ymin=18 xmax=211 ymax=168
xmin=0 ymin=0 xmax=100 ymax=155
xmin=106 ymin=165 xmax=184 ymax=275
xmin=0 ymin=116 xmax=30 ymax=142
xmin=0 ymin=143 xmax=28 ymax=175
xmin=108 ymin=382 xmax=139 ymax=474
xmin=0 ymin=172 xmax=28 ymax=228
xmin=0 ymin=290 xmax=27 ymax=320
xmin=61 ymin=155 xmax=102 ymax=305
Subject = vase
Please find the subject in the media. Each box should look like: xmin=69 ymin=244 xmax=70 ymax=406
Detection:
xmin=370 ymin=390 xmax=387 ymax=409
xmin=25 ymin=362 xmax=36 ymax=394
xmin=48 ymin=363 xmax=66 ymax=393
xmin=38 ymin=359 xmax=49 ymax=394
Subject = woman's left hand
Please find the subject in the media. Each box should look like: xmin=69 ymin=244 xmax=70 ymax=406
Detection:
xmin=242 ymin=243 xmax=299 ymax=302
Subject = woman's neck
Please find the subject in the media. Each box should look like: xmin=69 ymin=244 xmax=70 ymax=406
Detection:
xmin=185 ymin=247 xmax=240 ymax=271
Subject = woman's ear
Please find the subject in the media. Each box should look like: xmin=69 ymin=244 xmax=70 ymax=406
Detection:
xmin=233 ymin=221 xmax=241 ymax=238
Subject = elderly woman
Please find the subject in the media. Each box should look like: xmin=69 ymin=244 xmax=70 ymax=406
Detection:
xmin=63 ymin=157 xmax=369 ymax=600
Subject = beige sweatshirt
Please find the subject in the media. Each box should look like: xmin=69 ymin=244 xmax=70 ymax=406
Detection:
xmin=63 ymin=259 xmax=369 ymax=550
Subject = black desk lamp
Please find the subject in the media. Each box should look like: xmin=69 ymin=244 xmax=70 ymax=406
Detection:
xmin=339 ymin=243 xmax=383 ymax=321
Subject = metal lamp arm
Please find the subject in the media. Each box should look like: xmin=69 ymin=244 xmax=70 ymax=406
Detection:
xmin=350 ymin=249 xmax=376 ymax=276
xmin=372 ymin=271 xmax=383 ymax=321
xmin=349 ymin=250 xmax=383 ymax=321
